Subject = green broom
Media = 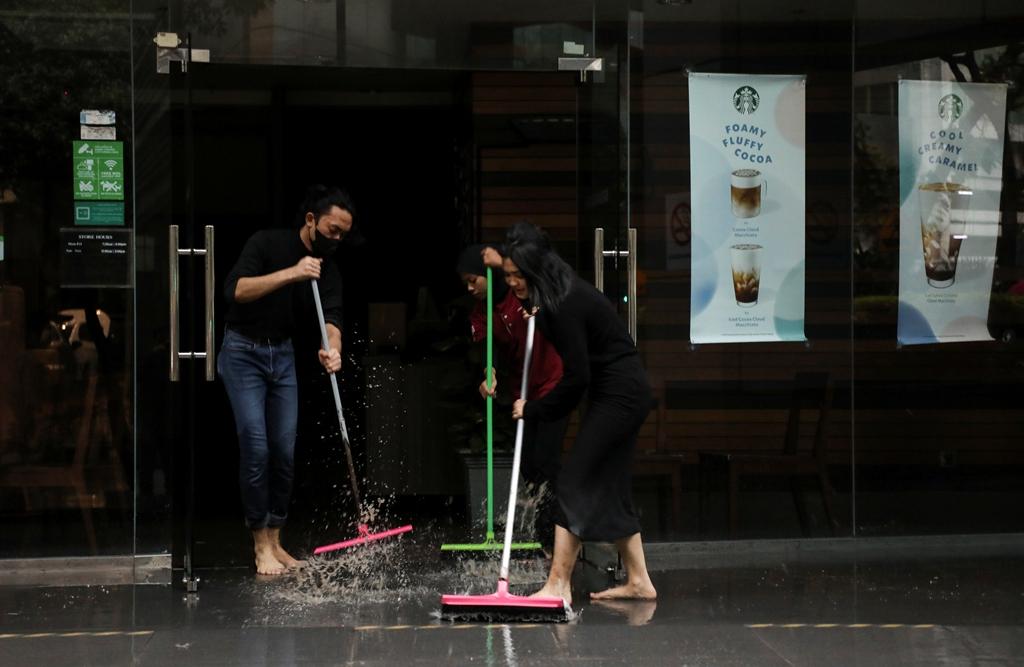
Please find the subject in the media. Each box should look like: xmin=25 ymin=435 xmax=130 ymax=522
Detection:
xmin=441 ymin=267 xmax=541 ymax=554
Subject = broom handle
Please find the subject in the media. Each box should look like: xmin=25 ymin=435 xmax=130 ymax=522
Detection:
xmin=499 ymin=315 xmax=535 ymax=582
xmin=311 ymin=279 xmax=363 ymax=515
xmin=485 ymin=267 xmax=494 ymax=541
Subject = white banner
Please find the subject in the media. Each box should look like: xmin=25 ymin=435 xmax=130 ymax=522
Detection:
xmin=897 ymin=80 xmax=1007 ymax=345
xmin=688 ymin=73 xmax=806 ymax=343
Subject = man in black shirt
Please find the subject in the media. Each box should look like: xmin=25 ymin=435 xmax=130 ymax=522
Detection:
xmin=219 ymin=185 xmax=350 ymax=575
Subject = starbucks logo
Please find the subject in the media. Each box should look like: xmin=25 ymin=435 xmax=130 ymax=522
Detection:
xmin=733 ymin=86 xmax=759 ymax=114
xmin=938 ymin=94 xmax=963 ymax=122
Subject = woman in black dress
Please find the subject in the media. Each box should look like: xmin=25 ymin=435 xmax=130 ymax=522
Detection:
xmin=502 ymin=222 xmax=656 ymax=605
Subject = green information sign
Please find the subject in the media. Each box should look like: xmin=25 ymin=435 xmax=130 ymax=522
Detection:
xmin=72 ymin=140 xmax=124 ymax=201
xmin=75 ymin=201 xmax=125 ymax=226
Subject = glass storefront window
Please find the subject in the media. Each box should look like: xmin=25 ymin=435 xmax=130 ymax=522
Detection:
xmin=852 ymin=10 xmax=1024 ymax=536
xmin=2 ymin=0 xmax=1023 ymax=575
xmin=628 ymin=2 xmax=856 ymax=540
xmin=0 ymin=1 xmax=134 ymax=557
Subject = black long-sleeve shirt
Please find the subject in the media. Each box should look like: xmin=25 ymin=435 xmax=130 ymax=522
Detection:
xmin=523 ymin=277 xmax=640 ymax=422
xmin=223 ymin=228 xmax=343 ymax=340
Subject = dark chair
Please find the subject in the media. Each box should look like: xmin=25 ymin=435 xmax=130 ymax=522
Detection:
xmin=0 ymin=370 xmax=128 ymax=554
xmin=698 ymin=372 xmax=838 ymax=538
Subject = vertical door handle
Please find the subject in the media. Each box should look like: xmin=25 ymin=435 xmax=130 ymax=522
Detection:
xmin=592 ymin=227 xmax=638 ymax=342
xmin=169 ymin=225 xmax=180 ymax=382
xmin=203 ymin=225 xmax=215 ymax=381
xmin=169 ymin=224 xmax=216 ymax=381
xmin=627 ymin=227 xmax=637 ymax=343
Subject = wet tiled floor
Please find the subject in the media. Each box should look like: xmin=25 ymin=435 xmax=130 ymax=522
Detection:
xmin=1 ymin=546 xmax=1023 ymax=665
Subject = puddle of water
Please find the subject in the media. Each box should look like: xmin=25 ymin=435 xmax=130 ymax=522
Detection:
xmin=252 ymin=383 xmax=559 ymax=625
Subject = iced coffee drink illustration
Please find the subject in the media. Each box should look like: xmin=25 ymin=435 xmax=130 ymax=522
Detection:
xmin=918 ymin=182 xmax=971 ymax=288
xmin=730 ymin=243 xmax=762 ymax=307
xmin=731 ymin=169 xmax=766 ymax=219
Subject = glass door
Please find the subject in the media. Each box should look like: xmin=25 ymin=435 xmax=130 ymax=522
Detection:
xmin=578 ymin=6 xmax=632 ymax=322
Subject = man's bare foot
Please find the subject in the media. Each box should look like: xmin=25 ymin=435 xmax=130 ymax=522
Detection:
xmin=253 ymin=528 xmax=286 ymax=576
xmin=255 ymin=547 xmax=287 ymax=575
xmin=590 ymin=581 xmax=657 ymax=601
xmin=272 ymin=544 xmax=305 ymax=570
xmin=267 ymin=527 xmax=305 ymax=570
xmin=531 ymin=584 xmax=572 ymax=608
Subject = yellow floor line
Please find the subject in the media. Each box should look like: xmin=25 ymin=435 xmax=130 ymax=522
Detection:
xmin=0 ymin=630 xmax=155 ymax=640
xmin=746 ymin=623 xmax=935 ymax=630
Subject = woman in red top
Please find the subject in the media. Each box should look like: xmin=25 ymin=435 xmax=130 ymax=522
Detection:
xmin=457 ymin=244 xmax=567 ymax=552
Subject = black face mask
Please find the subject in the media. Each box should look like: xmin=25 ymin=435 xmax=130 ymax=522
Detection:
xmin=310 ymin=223 xmax=340 ymax=258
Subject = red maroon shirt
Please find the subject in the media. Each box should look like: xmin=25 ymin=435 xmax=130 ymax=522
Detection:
xmin=470 ymin=290 xmax=563 ymax=400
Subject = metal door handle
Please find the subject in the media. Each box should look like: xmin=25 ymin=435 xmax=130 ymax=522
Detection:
xmin=627 ymin=227 xmax=637 ymax=343
xmin=594 ymin=228 xmax=606 ymax=292
xmin=170 ymin=226 xmax=180 ymax=382
xmin=169 ymin=225 xmax=215 ymax=382
xmin=203 ymin=225 xmax=215 ymax=381
xmin=593 ymin=227 xmax=638 ymax=342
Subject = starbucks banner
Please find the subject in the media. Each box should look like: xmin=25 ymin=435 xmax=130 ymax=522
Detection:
xmin=897 ymin=80 xmax=1007 ymax=345
xmin=688 ymin=73 xmax=806 ymax=343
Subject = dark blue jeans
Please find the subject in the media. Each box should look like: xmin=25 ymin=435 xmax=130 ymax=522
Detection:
xmin=217 ymin=329 xmax=298 ymax=529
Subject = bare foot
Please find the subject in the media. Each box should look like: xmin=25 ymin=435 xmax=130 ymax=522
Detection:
xmin=255 ymin=547 xmax=287 ymax=576
xmin=531 ymin=584 xmax=572 ymax=608
xmin=590 ymin=581 xmax=657 ymax=601
xmin=272 ymin=544 xmax=306 ymax=570
xmin=266 ymin=527 xmax=305 ymax=570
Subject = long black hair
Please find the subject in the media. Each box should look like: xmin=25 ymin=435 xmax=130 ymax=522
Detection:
xmin=504 ymin=221 xmax=574 ymax=314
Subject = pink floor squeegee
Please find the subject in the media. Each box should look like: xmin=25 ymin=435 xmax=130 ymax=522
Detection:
xmin=310 ymin=279 xmax=412 ymax=555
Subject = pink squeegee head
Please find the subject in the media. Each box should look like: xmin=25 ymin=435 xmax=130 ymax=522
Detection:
xmin=313 ymin=524 xmax=413 ymax=555
xmin=440 ymin=580 xmax=569 ymax=622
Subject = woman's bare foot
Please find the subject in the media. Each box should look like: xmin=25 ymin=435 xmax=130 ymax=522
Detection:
xmin=531 ymin=584 xmax=572 ymax=608
xmin=590 ymin=581 xmax=657 ymax=601
xmin=596 ymin=533 xmax=656 ymax=601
